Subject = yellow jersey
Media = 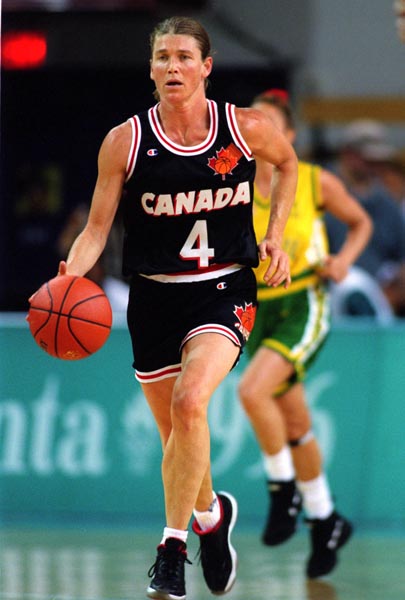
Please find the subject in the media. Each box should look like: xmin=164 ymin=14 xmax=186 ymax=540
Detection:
xmin=254 ymin=161 xmax=329 ymax=300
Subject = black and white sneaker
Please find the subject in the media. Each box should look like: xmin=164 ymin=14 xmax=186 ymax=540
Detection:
xmin=262 ymin=479 xmax=303 ymax=546
xmin=306 ymin=511 xmax=353 ymax=578
xmin=147 ymin=537 xmax=191 ymax=600
xmin=192 ymin=491 xmax=238 ymax=595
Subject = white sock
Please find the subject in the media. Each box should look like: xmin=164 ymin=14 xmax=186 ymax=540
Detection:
xmin=297 ymin=473 xmax=334 ymax=519
xmin=160 ymin=527 xmax=188 ymax=545
xmin=193 ymin=492 xmax=221 ymax=532
xmin=263 ymin=446 xmax=295 ymax=481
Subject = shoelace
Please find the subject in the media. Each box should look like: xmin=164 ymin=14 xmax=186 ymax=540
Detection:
xmin=148 ymin=549 xmax=192 ymax=578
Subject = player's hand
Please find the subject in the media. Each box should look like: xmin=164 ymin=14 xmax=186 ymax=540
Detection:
xmin=258 ymin=239 xmax=291 ymax=288
xmin=317 ymin=254 xmax=349 ymax=283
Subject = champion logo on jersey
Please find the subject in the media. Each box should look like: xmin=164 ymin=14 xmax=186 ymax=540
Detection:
xmin=217 ymin=281 xmax=227 ymax=290
xmin=147 ymin=148 xmax=158 ymax=156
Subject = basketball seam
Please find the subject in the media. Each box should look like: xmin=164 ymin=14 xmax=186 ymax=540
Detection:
xmin=55 ymin=276 xmax=79 ymax=358
xmin=32 ymin=283 xmax=53 ymax=339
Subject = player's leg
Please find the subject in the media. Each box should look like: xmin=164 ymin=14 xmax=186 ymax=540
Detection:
xmin=141 ymin=377 xmax=175 ymax=449
xmin=174 ymin=333 xmax=239 ymax=596
xmin=146 ymin=333 xmax=239 ymax=599
xmin=142 ymin=377 xmax=216 ymax=518
xmin=239 ymin=348 xmax=302 ymax=545
xmin=143 ymin=379 xmax=192 ymax=600
xmin=143 ymin=376 xmax=221 ymax=599
xmin=239 ymin=346 xmax=294 ymax=453
xmin=279 ymin=383 xmax=353 ymax=577
xmin=162 ymin=332 xmax=238 ymax=529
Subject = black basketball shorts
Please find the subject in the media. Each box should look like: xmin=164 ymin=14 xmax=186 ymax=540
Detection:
xmin=127 ymin=267 xmax=257 ymax=383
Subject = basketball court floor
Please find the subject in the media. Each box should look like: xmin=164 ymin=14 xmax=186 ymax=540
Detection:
xmin=1 ymin=524 xmax=404 ymax=600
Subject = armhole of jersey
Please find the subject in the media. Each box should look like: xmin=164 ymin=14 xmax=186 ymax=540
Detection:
xmin=311 ymin=164 xmax=323 ymax=213
xmin=225 ymin=103 xmax=254 ymax=161
xmin=125 ymin=115 xmax=141 ymax=182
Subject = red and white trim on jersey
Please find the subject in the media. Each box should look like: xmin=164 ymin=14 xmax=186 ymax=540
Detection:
xmin=148 ymin=99 xmax=219 ymax=156
xmin=140 ymin=263 xmax=243 ymax=283
xmin=126 ymin=115 xmax=141 ymax=181
xmin=135 ymin=362 xmax=182 ymax=384
xmin=181 ymin=323 xmax=241 ymax=349
xmin=225 ymin=103 xmax=254 ymax=161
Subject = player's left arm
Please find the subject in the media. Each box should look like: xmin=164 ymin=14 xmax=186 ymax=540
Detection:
xmin=318 ymin=168 xmax=373 ymax=283
xmin=236 ymin=107 xmax=298 ymax=288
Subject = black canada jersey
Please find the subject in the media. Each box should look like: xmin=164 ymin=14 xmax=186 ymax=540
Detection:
xmin=122 ymin=100 xmax=259 ymax=276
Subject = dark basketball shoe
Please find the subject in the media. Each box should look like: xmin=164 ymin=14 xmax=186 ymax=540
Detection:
xmin=192 ymin=491 xmax=238 ymax=595
xmin=147 ymin=537 xmax=191 ymax=600
xmin=262 ymin=480 xmax=303 ymax=546
xmin=306 ymin=511 xmax=353 ymax=578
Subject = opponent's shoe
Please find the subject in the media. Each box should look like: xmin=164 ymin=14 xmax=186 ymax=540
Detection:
xmin=262 ymin=479 xmax=303 ymax=546
xmin=306 ymin=511 xmax=353 ymax=578
xmin=192 ymin=491 xmax=238 ymax=595
xmin=147 ymin=537 xmax=191 ymax=600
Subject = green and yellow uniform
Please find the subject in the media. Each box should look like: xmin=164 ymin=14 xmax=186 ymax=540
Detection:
xmin=248 ymin=161 xmax=330 ymax=390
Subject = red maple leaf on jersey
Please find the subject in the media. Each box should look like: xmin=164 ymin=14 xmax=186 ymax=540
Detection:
xmin=234 ymin=302 xmax=257 ymax=341
xmin=208 ymin=143 xmax=243 ymax=180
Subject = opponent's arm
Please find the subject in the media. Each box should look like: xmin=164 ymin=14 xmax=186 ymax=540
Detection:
xmin=318 ymin=169 xmax=373 ymax=283
xmin=236 ymin=107 xmax=298 ymax=288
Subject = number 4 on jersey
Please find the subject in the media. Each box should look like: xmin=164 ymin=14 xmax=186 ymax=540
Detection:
xmin=180 ymin=220 xmax=215 ymax=268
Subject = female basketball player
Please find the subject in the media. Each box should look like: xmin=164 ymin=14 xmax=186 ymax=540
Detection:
xmin=54 ymin=19 xmax=298 ymax=599
xmin=239 ymin=90 xmax=372 ymax=578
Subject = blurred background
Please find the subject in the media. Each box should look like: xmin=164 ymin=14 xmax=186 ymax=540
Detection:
xmin=2 ymin=0 xmax=405 ymax=311
xmin=1 ymin=3 xmax=405 ymax=598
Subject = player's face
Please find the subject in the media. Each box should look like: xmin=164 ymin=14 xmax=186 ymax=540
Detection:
xmin=150 ymin=34 xmax=212 ymax=103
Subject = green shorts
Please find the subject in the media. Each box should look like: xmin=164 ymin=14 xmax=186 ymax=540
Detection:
xmin=246 ymin=284 xmax=330 ymax=392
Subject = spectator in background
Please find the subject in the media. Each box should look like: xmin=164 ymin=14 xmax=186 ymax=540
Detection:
xmin=368 ymin=150 xmax=405 ymax=317
xmin=326 ymin=119 xmax=405 ymax=318
xmin=374 ymin=151 xmax=405 ymax=222
xmin=10 ymin=164 xmax=63 ymax=310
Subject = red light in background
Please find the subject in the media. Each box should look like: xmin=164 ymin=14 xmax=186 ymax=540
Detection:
xmin=1 ymin=31 xmax=47 ymax=69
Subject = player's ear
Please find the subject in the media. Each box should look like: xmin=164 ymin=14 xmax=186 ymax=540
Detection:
xmin=203 ymin=56 xmax=213 ymax=78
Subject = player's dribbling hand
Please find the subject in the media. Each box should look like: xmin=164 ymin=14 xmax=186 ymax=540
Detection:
xmin=258 ymin=240 xmax=291 ymax=288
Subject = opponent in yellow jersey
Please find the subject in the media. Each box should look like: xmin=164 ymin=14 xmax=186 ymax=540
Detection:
xmin=239 ymin=90 xmax=372 ymax=578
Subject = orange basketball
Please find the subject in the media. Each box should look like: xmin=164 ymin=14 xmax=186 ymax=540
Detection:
xmin=214 ymin=156 xmax=232 ymax=174
xmin=27 ymin=274 xmax=113 ymax=360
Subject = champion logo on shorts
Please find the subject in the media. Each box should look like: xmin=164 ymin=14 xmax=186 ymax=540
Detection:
xmin=217 ymin=281 xmax=227 ymax=290
xmin=147 ymin=148 xmax=158 ymax=156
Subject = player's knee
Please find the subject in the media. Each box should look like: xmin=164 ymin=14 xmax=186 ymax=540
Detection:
xmin=282 ymin=405 xmax=311 ymax=440
xmin=288 ymin=428 xmax=315 ymax=448
xmin=171 ymin=384 xmax=208 ymax=432
xmin=238 ymin=377 xmax=259 ymax=414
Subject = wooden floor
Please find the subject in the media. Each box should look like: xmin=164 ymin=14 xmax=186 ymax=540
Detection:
xmin=1 ymin=525 xmax=405 ymax=600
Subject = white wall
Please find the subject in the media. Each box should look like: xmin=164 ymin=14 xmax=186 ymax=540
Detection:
xmin=193 ymin=0 xmax=405 ymax=150
xmin=200 ymin=0 xmax=404 ymax=97
xmin=303 ymin=0 xmax=404 ymax=96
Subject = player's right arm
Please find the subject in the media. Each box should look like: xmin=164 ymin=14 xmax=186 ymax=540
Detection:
xmin=236 ymin=107 xmax=298 ymax=288
xmin=59 ymin=121 xmax=131 ymax=278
